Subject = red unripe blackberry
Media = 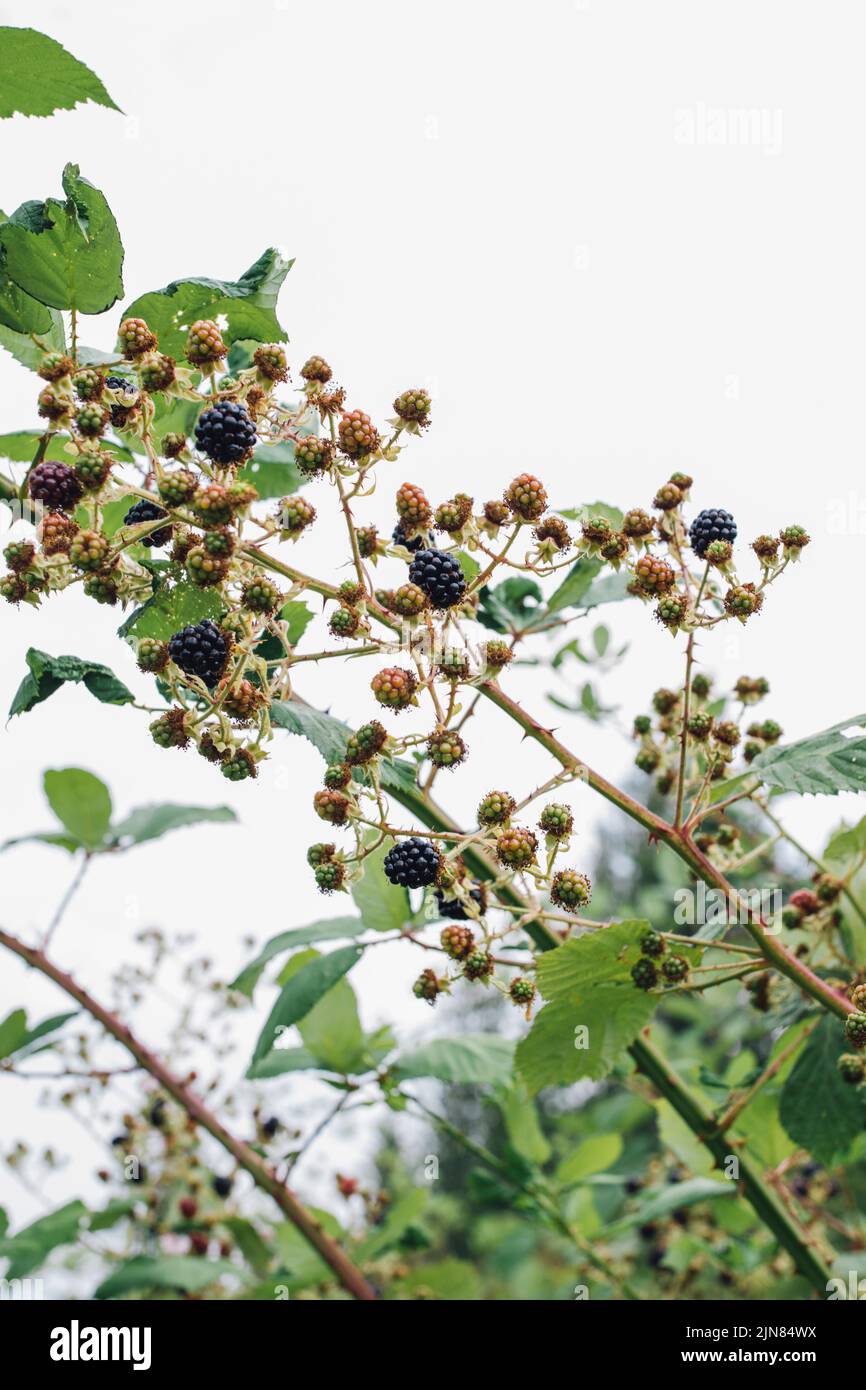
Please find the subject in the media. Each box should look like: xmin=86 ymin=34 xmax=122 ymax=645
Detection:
xmin=713 ymin=721 xmax=740 ymax=748
xmin=346 ymin=720 xmax=388 ymax=765
xmin=539 ymin=803 xmax=573 ymax=838
xmin=278 ymin=496 xmax=316 ymax=536
xmin=635 ymin=553 xmax=676 ymax=594
xmin=329 ymin=605 xmax=360 ymax=638
xmin=661 ymin=954 xmax=689 ymax=984
xmin=338 ymin=409 xmax=379 ymax=458
xmin=396 ymin=482 xmax=432 ymax=532
xmin=622 ymin=507 xmax=655 ymax=539
xmin=550 ymin=869 xmax=591 ymax=912
xmin=372 ymin=667 xmax=418 ymax=710
xmin=393 ymin=388 xmax=432 ymax=425
xmin=0 ymin=574 xmax=26 ymax=604
xmin=137 ymin=638 xmax=170 ymax=674
xmin=253 ymin=343 xmax=289 ymax=382
xmin=844 ymin=1012 xmax=866 ymax=1050
xmin=390 ymin=582 xmax=429 ymax=617
xmin=463 ymin=949 xmax=494 ymax=982
xmin=413 ymin=968 xmax=445 ymax=1005
xmin=124 ymin=499 xmax=173 ymax=547
xmin=838 ymin=1054 xmax=865 ymax=1086
xmin=789 ymin=888 xmax=820 ymax=916
xmin=29 ymin=460 xmax=82 ymax=512
xmin=315 ymin=860 xmax=346 ymax=894
xmin=509 ymin=977 xmax=536 ymax=1009
xmin=504 ymin=473 xmax=548 ymax=522
xmin=324 ymin=763 xmax=352 ymax=791
xmin=300 ymin=355 xmax=332 ymax=383
xmin=179 ymin=1196 xmax=198 ymax=1221
xmin=307 ymin=842 xmax=335 ymax=867
xmin=689 ymin=508 xmax=737 ymax=558
xmin=218 ymin=678 xmax=263 ymax=724
xmin=495 ymin=826 xmax=538 ymax=869
xmin=118 ymin=317 xmax=157 ymax=358
xmin=640 ymin=930 xmax=666 ymax=958
xmin=69 ymin=529 xmax=110 ymax=572
xmin=478 ymin=790 xmax=516 ymax=827
xmin=295 ymin=435 xmax=334 ymax=477
xmin=193 ymin=484 xmax=234 ymax=526
xmin=483 ymin=499 xmax=510 ymax=526
xmin=440 ymin=923 xmax=474 ymax=959
xmin=653 ymin=482 xmax=682 ymax=511
xmin=222 ymin=749 xmax=257 ymax=782
xmin=408 ymin=549 xmax=466 ymax=609
xmin=314 ymin=789 xmax=350 ymax=825
xmin=631 ymin=957 xmax=658 ymax=990
xmin=37 ymin=384 xmax=72 ymax=421
xmin=150 ymin=708 xmax=191 ymax=750
xmin=39 ymin=511 xmax=78 ymax=555
xmin=168 ymin=619 xmax=229 ymax=687
xmin=186 ymin=319 xmax=226 ymax=366
xmin=426 ymin=727 xmax=467 ymax=769
xmin=75 ymin=403 xmax=110 ymax=439
xmin=241 ymin=577 xmax=281 ymax=614
xmin=356 ymin=525 xmax=379 ymax=558
xmin=194 ymin=401 xmax=256 ymax=464
xmin=140 ymin=353 xmax=176 ymax=393
xmin=186 ymin=545 xmax=229 ymax=587
xmin=37 ymin=351 xmax=74 ymax=382
xmin=383 ymin=836 xmax=441 ymax=888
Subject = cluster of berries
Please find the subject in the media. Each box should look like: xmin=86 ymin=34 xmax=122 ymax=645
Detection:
xmin=630 ymin=931 xmax=691 ymax=991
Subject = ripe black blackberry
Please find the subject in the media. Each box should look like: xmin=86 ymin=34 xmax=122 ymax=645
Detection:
xmin=168 ymin=619 xmax=229 ymax=687
xmin=408 ymin=549 xmax=466 ymax=609
xmin=435 ymin=884 xmax=486 ymax=920
xmin=28 ymin=460 xmax=83 ymax=512
xmin=194 ymin=400 xmax=257 ymax=464
xmin=689 ymin=508 xmax=737 ymax=558
xmin=212 ymin=1175 xmax=233 ymax=1198
xmin=383 ymin=836 xmax=441 ymax=888
xmin=124 ymin=498 xmax=172 ymax=547
xmin=392 ymin=520 xmax=435 ymax=554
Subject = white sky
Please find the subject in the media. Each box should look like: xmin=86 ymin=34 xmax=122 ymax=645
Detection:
xmin=1 ymin=0 xmax=865 ymax=1242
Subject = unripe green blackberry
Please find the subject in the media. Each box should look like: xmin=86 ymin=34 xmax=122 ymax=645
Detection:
xmin=844 ymin=1012 xmax=866 ymax=1050
xmin=691 ymin=672 xmax=712 ymax=698
xmin=635 ymin=747 xmax=661 ymax=774
xmin=622 ymin=507 xmax=655 ymax=539
xmin=550 ymin=869 xmax=592 ymax=912
xmin=390 ymin=582 xmax=429 ymax=617
xmin=75 ymin=403 xmax=109 ymax=438
xmin=137 ymin=638 xmax=170 ymax=674
xmin=633 ymin=714 xmax=651 ymax=735
xmin=504 ymin=473 xmax=548 ymax=522
xmin=193 ymin=484 xmax=234 ymax=527
xmin=315 ymin=860 xmax=346 ymax=894
xmin=345 ymin=720 xmax=388 ymax=766
xmin=186 ymin=319 xmax=226 ymax=366
xmin=477 ymin=790 xmax=516 ymax=827
xmin=74 ymin=452 xmax=112 ymax=491
xmin=300 ymin=355 xmax=332 ymax=383
xmin=4 ymin=540 xmax=35 ymax=573
xmin=221 ymin=749 xmax=257 ymax=782
xmin=0 ymin=574 xmax=26 ymax=604
xmin=337 ymin=579 xmax=364 ymax=605
xmin=338 ymin=409 xmax=379 ymax=458
xmin=761 ymin=719 xmax=782 ymax=743
xmin=579 ymin=517 xmax=613 ymax=548
xmin=413 ymin=968 xmax=446 ymax=1005
xmin=371 ymin=666 xmax=418 ymax=710
xmin=734 ymin=675 xmax=769 ymax=703
xmin=440 ymin=924 xmax=474 ymax=960
xmin=838 ymin=1053 xmax=865 ymax=1086
xmin=779 ymin=525 xmax=810 ymax=555
xmin=724 ymin=583 xmax=763 ymax=620
xmin=653 ymin=689 xmax=679 ymax=715
xmin=73 ymin=367 xmax=105 ymax=401
xmin=632 ymin=957 xmax=658 ymax=990
xmin=393 ymin=388 xmax=432 ymax=425
xmin=704 ymin=539 xmax=733 ymax=568
xmin=509 ymin=976 xmax=536 ymax=1009
xmin=69 ymin=529 xmax=110 ymax=572
xmin=324 ymin=763 xmax=352 ymax=791
xmin=656 ymin=593 xmax=689 ymax=629
xmin=150 ymin=708 xmax=191 ymax=750
xmin=253 ymin=343 xmax=289 ymax=382
xmin=635 ymin=553 xmax=676 ymax=594
xmin=186 ymin=545 xmax=230 ymax=587
xmin=781 ymin=904 xmax=804 ymax=930
xmin=463 ymin=949 xmax=494 ymax=983
xmin=140 ymin=353 xmax=176 ymax=393
xmin=38 ymin=351 xmax=74 ymax=382
xmin=396 ymin=481 xmax=432 ymax=532
xmin=850 ymin=984 xmax=866 ymax=1012
xmin=329 ymin=605 xmax=360 ymax=638
xmin=278 ymin=495 xmax=316 ymax=536
xmin=295 ymin=435 xmax=333 ymax=477
xmin=426 ymin=728 xmax=467 ymax=769
xmin=118 ymin=317 xmax=157 ymax=358
xmin=484 ymin=639 xmax=513 ymax=670
xmin=37 ymin=383 xmax=72 ymax=421
xmin=713 ymin=720 xmax=741 ymax=748
xmin=495 ymin=827 xmax=538 ymax=869
xmin=743 ymin=740 xmax=763 ymax=763
xmin=653 ymin=482 xmax=682 ymax=511
xmin=307 ymin=842 xmax=336 ymax=867
xmin=314 ymin=789 xmax=350 ymax=825
xmin=661 ymin=954 xmax=689 ymax=984
xmin=437 ymin=648 xmax=471 ymax=682
xmin=534 ymin=515 xmax=572 ymax=552
xmin=161 ymin=432 xmax=188 ymax=459
xmin=356 ymin=525 xmax=379 ymax=558
xmin=227 ymin=480 xmax=258 ymax=511
xmin=158 ymin=469 xmax=197 ymax=505
xmin=600 ymin=532 xmax=629 ymax=564
xmin=539 ymin=803 xmax=573 ymax=839
xmin=687 ymin=711 xmax=714 ymax=741
xmin=83 ymin=572 xmax=119 ymax=605
xmin=716 ymin=823 xmax=740 ymax=849
xmin=483 ymin=499 xmax=510 ymax=526
xmin=241 ymin=577 xmax=281 ymax=614
xmin=434 ymin=494 xmax=473 ymax=534
xmin=640 ymin=930 xmax=666 ymax=958
xmin=202 ymin=527 xmax=235 ymax=558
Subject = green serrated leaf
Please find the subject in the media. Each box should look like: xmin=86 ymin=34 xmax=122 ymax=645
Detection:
xmin=9 ymin=648 xmax=134 ymax=717
xmin=231 ymin=917 xmax=366 ymax=998
xmin=779 ymin=1015 xmax=866 ymax=1164
xmin=107 ymin=803 xmax=236 ymax=848
xmin=249 ymin=944 xmax=363 ymax=1067
xmin=557 ymin=1133 xmax=623 ymax=1185
xmin=352 ymin=835 xmax=410 ymax=933
xmin=825 ymin=815 xmax=866 ymax=864
xmin=0 ymin=28 xmax=120 ymax=119
xmin=94 ymin=1255 xmax=236 ymax=1300
xmin=237 ymin=436 xmax=312 ymax=501
xmin=117 ymin=580 xmax=224 ymax=644
xmin=279 ymin=949 xmax=365 ymax=1075
xmin=0 ymin=1009 xmax=28 ymax=1061
xmin=43 ymin=768 xmax=112 ymax=848
xmin=546 ymin=557 xmax=604 ymax=615
xmin=394 ymin=1035 xmax=516 ymax=1088
xmin=270 ymin=699 xmax=349 ymax=766
xmin=751 ymin=714 xmax=866 ymax=796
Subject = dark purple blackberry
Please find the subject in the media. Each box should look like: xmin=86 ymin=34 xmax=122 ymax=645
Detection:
xmin=408 ymin=549 xmax=466 ymax=608
xmin=106 ymin=374 xmax=135 ymax=392
xmin=167 ymin=619 xmax=229 ymax=687
xmin=28 ymin=460 xmax=83 ymax=512
xmin=392 ymin=520 xmax=435 ymax=555
xmin=212 ymin=1174 xmax=233 ymax=1198
xmin=124 ymin=498 xmax=172 ymax=547
xmin=689 ymin=508 xmax=737 ymax=558
xmin=194 ymin=400 xmax=257 ymax=464
xmin=383 ymin=836 xmax=441 ymax=888
xmin=435 ymin=885 xmax=486 ymax=920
